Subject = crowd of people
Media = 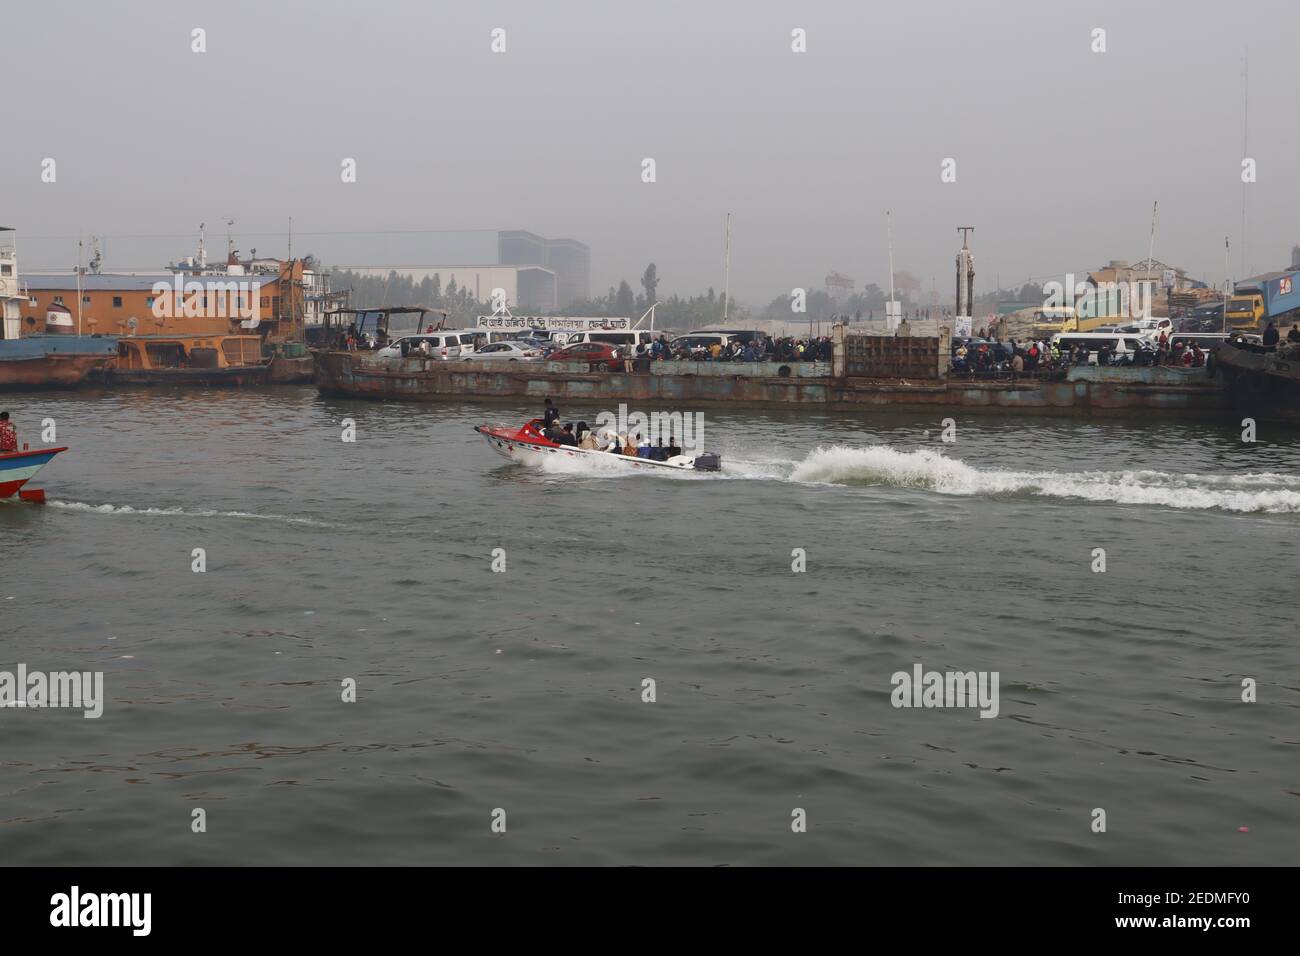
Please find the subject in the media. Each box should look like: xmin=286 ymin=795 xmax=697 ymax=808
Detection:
xmin=632 ymin=334 xmax=832 ymax=363
xmin=951 ymin=330 xmax=1222 ymax=378
xmin=539 ymin=399 xmax=682 ymax=461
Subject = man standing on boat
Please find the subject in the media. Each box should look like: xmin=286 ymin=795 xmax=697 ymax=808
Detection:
xmin=0 ymin=412 xmax=17 ymax=453
xmin=543 ymin=398 xmax=560 ymax=428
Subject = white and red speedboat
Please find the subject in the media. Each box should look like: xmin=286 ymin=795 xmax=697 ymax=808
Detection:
xmin=474 ymin=419 xmax=721 ymax=472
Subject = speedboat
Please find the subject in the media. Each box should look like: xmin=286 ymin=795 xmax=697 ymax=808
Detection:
xmin=0 ymin=446 xmax=68 ymax=503
xmin=474 ymin=419 xmax=721 ymax=472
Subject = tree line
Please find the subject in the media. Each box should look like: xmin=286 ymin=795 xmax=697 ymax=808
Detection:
xmin=328 ymin=263 xmax=1017 ymax=331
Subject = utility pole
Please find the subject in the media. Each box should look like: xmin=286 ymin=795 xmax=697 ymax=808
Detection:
xmin=1223 ymin=236 xmax=1230 ymax=335
xmin=721 ymin=212 xmax=732 ymax=323
xmin=886 ymin=211 xmax=896 ymax=330
xmin=75 ymin=238 xmax=83 ymax=336
xmin=1241 ymin=47 xmax=1249 ymax=277
xmin=956 ymin=227 xmax=975 ymax=325
xmin=1145 ymin=200 xmax=1158 ymax=318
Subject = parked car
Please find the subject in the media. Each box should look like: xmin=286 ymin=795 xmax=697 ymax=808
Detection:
xmin=548 ymin=342 xmax=621 ymax=369
xmin=1052 ymin=331 xmax=1157 ymax=364
xmin=376 ymin=332 xmax=467 ymax=359
xmin=462 ymin=341 xmax=542 ymax=361
xmin=515 ymin=334 xmax=554 ymax=353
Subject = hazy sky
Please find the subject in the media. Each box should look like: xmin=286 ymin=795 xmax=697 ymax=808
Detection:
xmin=4 ymin=0 xmax=1296 ymax=306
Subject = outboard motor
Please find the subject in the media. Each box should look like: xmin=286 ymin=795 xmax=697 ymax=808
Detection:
xmin=692 ymin=453 xmax=722 ymax=472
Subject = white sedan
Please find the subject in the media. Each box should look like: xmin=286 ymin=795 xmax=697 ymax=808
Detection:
xmin=462 ymin=341 xmax=542 ymax=361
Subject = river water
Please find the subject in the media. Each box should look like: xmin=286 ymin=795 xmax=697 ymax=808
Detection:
xmin=1 ymin=387 xmax=1296 ymax=865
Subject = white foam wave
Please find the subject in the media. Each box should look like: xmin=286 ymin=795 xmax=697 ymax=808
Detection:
xmin=788 ymin=445 xmax=1300 ymax=514
xmin=46 ymin=500 xmax=331 ymax=526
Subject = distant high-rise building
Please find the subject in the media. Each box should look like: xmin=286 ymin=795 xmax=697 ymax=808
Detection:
xmin=544 ymin=238 xmax=591 ymax=309
xmin=498 ymin=230 xmax=589 ymax=308
xmin=348 ymin=229 xmax=586 ymax=312
xmin=497 ymin=230 xmax=548 ymax=270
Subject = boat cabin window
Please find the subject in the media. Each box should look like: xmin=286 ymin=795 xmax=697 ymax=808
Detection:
xmin=147 ymin=343 xmax=186 ymax=367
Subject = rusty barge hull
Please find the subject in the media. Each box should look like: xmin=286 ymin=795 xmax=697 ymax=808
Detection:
xmin=267 ymin=355 xmax=314 ymax=384
xmin=92 ymin=365 xmax=272 ymax=387
xmin=0 ymin=354 xmax=115 ymax=389
xmin=316 ymin=351 xmax=839 ymax=406
xmin=313 ymin=351 xmax=1235 ymax=418
xmin=1211 ymin=345 xmax=1300 ymax=423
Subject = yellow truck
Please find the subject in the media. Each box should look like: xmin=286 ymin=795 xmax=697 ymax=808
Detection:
xmin=1225 ymin=270 xmax=1300 ymax=332
xmin=1029 ymin=307 xmax=1078 ymax=337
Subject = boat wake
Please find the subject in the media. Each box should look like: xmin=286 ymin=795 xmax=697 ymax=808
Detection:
xmin=44 ymin=500 xmax=332 ymax=526
xmin=536 ymin=442 xmax=1300 ymax=513
xmin=783 ymin=445 xmax=1300 ymax=514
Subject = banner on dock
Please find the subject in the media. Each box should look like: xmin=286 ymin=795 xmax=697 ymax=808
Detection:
xmin=476 ymin=315 xmax=633 ymax=331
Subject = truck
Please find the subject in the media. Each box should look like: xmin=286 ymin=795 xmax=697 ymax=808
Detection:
xmin=1224 ymin=270 xmax=1300 ymax=332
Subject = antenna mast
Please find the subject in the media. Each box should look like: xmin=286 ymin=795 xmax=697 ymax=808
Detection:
xmin=721 ymin=212 xmax=732 ymax=322
xmin=1240 ymin=47 xmax=1249 ymax=277
xmin=75 ymin=239 xmax=83 ymax=336
xmin=1146 ymin=200 xmax=1158 ymax=311
xmin=887 ymin=211 xmax=896 ymax=325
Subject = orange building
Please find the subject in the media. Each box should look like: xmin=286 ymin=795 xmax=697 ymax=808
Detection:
xmin=19 ymin=260 xmax=308 ymax=340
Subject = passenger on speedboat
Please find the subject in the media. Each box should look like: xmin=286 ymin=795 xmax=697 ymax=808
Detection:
xmin=0 ymin=412 xmax=17 ymax=453
xmin=543 ymin=398 xmax=560 ymax=428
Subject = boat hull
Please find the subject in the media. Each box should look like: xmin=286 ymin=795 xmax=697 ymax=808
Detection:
xmin=474 ymin=421 xmax=720 ymax=472
xmin=0 ymin=447 xmax=67 ymax=499
xmin=1212 ymin=344 xmax=1300 ymax=423
xmin=91 ymin=364 xmax=272 ymax=387
xmin=267 ymin=355 xmax=314 ymax=384
xmin=0 ymin=354 xmax=115 ymax=389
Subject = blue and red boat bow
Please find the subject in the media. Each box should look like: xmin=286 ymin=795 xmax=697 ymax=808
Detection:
xmin=0 ymin=446 xmax=68 ymax=503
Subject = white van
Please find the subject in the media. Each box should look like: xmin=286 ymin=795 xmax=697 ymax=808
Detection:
xmin=670 ymin=332 xmax=736 ymax=352
xmin=376 ymin=331 xmax=473 ymax=360
xmin=1052 ymin=331 xmax=1155 ymax=364
xmin=1115 ymin=317 xmax=1174 ymax=338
